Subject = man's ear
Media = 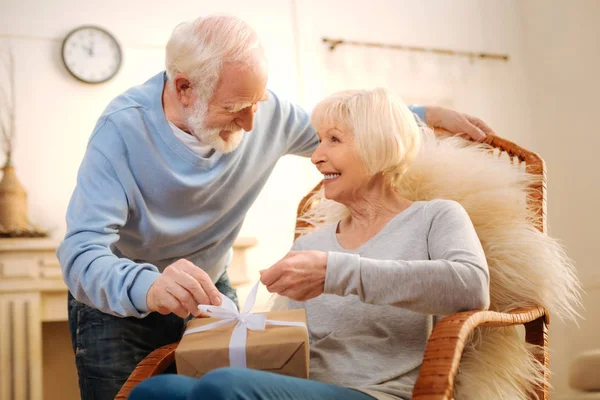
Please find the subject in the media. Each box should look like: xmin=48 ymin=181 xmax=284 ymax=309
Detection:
xmin=174 ymin=73 xmax=193 ymax=107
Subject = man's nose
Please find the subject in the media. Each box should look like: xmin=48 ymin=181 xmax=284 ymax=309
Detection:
xmin=236 ymin=108 xmax=255 ymax=132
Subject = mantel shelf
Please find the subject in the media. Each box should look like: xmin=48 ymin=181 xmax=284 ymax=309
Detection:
xmin=0 ymin=236 xmax=257 ymax=400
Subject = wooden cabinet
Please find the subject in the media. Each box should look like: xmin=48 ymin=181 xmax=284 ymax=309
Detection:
xmin=0 ymin=239 xmax=62 ymax=400
xmin=0 ymin=237 xmax=255 ymax=400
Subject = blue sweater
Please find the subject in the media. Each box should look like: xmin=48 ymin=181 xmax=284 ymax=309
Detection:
xmin=58 ymin=72 xmax=426 ymax=318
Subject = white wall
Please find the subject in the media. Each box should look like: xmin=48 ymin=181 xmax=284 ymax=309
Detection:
xmin=517 ymin=0 xmax=600 ymax=397
xmin=1 ymin=0 xmax=536 ymax=308
xmin=294 ymin=0 xmax=535 ymax=148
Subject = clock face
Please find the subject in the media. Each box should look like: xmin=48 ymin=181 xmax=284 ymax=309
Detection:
xmin=61 ymin=26 xmax=122 ymax=84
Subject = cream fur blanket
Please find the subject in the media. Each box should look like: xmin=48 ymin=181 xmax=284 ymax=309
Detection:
xmin=275 ymin=133 xmax=582 ymax=399
xmin=396 ymin=133 xmax=581 ymax=399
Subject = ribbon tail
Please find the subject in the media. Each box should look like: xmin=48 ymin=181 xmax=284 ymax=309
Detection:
xmin=265 ymin=319 xmax=308 ymax=332
xmin=241 ymin=281 xmax=260 ymax=314
xmin=229 ymin=322 xmax=249 ymax=368
xmin=183 ymin=319 xmax=235 ymax=336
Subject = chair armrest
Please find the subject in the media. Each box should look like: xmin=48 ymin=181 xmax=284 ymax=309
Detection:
xmin=114 ymin=308 xmax=548 ymax=400
xmin=412 ymin=305 xmax=548 ymax=400
xmin=115 ymin=342 xmax=179 ymax=400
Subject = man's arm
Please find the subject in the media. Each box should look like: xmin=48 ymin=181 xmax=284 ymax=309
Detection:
xmin=408 ymin=105 xmax=426 ymax=124
xmin=279 ymin=98 xmax=427 ymax=157
xmin=58 ymin=144 xmax=161 ymax=318
xmin=277 ymin=94 xmax=490 ymax=158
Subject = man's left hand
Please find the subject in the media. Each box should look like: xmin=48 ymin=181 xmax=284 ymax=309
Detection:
xmin=260 ymin=250 xmax=327 ymax=302
xmin=425 ymin=106 xmax=495 ymax=142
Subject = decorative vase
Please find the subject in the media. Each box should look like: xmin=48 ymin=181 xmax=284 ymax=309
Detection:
xmin=0 ymin=161 xmax=29 ymax=232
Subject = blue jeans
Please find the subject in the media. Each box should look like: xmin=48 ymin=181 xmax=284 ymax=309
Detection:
xmin=128 ymin=368 xmax=377 ymax=400
xmin=68 ymin=271 xmax=239 ymax=400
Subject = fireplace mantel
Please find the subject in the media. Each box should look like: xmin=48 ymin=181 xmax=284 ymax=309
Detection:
xmin=0 ymin=237 xmax=256 ymax=400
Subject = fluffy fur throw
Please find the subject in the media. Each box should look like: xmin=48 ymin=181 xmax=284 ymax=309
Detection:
xmin=275 ymin=133 xmax=582 ymax=399
xmin=395 ymin=133 xmax=582 ymax=399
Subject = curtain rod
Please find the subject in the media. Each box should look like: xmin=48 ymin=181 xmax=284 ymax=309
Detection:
xmin=322 ymin=37 xmax=509 ymax=62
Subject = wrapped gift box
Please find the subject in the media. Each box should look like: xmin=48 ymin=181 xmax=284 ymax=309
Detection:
xmin=176 ymin=309 xmax=309 ymax=379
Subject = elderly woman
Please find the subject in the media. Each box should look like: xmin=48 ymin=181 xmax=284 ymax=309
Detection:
xmin=129 ymin=88 xmax=490 ymax=400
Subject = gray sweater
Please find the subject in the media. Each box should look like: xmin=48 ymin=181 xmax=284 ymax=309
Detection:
xmin=289 ymin=199 xmax=490 ymax=399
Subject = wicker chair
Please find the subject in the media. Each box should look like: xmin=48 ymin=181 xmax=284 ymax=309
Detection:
xmin=115 ymin=134 xmax=549 ymax=400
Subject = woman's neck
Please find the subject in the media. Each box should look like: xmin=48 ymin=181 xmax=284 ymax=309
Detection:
xmin=337 ymin=180 xmax=412 ymax=245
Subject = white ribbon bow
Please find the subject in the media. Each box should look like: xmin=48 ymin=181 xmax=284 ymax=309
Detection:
xmin=182 ymin=282 xmax=306 ymax=368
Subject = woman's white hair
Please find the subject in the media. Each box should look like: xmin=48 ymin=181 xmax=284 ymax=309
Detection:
xmin=311 ymin=88 xmax=422 ymax=185
xmin=165 ymin=15 xmax=265 ymax=102
xmin=300 ymin=88 xmax=426 ymax=230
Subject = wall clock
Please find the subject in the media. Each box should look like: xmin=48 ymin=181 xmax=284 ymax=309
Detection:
xmin=61 ymin=25 xmax=122 ymax=84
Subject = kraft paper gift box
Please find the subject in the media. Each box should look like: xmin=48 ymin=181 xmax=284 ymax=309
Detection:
xmin=175 ymin=284 xmax=309 ymax=379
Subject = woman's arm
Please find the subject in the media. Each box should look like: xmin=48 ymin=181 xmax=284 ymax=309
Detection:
xmin=325 ymin=201 xmax=490 ymax=315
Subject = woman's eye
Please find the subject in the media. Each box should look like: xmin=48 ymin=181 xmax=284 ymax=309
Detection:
xmin=331 ymin=136 xmax=340 ymax=143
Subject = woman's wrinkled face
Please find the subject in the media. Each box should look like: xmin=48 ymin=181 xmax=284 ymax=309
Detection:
xmin=310 ymin=122 xmax=371 ymax=202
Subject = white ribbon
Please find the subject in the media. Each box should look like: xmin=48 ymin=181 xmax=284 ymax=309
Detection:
xmin=182 ymin=282 xmax=307 ymax=368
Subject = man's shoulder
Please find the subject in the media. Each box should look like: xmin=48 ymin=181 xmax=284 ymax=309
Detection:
xmin=102 ymin=72 xmax=164 ymax=120
xmin=89 ymin=73 xmax=165 ymax=149
xmin=254 ymin=89 xmax=284 ymax=121
xmin=255 ymin=89 xmax=309 ymax=126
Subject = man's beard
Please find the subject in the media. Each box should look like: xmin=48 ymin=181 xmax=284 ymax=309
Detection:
xmin=186 ymin=100 xmax=244 ymax=154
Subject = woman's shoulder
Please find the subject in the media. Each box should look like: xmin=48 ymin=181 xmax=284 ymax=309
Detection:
xmin=292 ymin=223 xmax=338 ymax=251
xmin=422 ymin=198 xmax=471 ymax=224
xmin=423 ymin=198 xmax=465 ymax=211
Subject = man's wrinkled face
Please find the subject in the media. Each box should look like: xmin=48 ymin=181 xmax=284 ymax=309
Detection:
xmin=186 ymin=61 xmax=269 ymax=153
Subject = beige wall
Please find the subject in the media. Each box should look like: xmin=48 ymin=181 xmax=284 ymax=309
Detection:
xmin=517 ymin=0 xmax=600 ymax=397
xmin=0 ymin=0 xmax=536 ymax=313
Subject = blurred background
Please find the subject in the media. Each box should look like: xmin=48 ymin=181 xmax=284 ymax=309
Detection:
xmin=0 ymin=0 xmax=598 ymax=399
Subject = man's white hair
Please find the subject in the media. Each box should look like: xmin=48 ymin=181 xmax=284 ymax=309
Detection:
xmin=165 ymin=15 xmax=265 ymax=102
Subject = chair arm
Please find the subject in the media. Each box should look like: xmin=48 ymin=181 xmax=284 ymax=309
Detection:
xmin=113 ymin=308 xmax=548 ymax=400
xmin=114 ymin=342 xmax=179 ymax=400
xmin=412 ymin=305 xmax=548 ymax=400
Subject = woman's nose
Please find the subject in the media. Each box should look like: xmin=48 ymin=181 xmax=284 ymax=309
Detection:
xmin=310 ymin=144 xmax=325 ymax=165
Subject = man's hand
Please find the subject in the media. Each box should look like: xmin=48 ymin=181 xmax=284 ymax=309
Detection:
xmin=260 ymin=251 xmax=327 ymax=302
xmin=146 ymin=259 xmax=222 ymax=318
xmin=425 ymin=106 xmax=495 ymax=142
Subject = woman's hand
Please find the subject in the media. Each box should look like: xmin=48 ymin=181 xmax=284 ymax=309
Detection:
xmin=260 ymin=251 xmax=328 ymax=302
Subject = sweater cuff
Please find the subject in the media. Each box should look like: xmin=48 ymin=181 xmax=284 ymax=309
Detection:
xmin=324 ymin=251 xmax=361 ymax=297
xmin=129 ymin=269 xmax=161 ymax=313
xmin=408 ymin=105 xmax=426 ymax=125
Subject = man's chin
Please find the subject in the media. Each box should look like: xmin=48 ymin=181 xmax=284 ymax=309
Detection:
xmin=212 ymin=132 xmax=244 ymax=153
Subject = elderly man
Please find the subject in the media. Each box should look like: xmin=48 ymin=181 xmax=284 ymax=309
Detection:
xmin=58 ymin=14 xmax=493 ymax=400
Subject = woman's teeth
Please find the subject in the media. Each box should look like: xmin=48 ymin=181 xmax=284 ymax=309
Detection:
xmin=324 ymin=173 xmax=340 ymax=180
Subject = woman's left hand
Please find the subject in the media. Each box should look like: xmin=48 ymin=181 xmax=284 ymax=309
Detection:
xmin=260 ymin=251 xmax=328 ymax=302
